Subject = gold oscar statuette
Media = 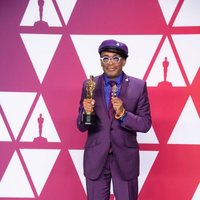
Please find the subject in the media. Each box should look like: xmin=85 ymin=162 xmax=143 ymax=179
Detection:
xmin=83 ymin=75 xmax=96 ymax=125
xmin=111 ymin=84 xmax=118 ymax=98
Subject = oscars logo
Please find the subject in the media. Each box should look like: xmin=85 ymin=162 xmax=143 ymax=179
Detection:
xmin=34 ymin=0 xmax=49 ymax=28
xmin=34 ymin=113 xmax=48 ymax=143
xmin=158 ymin=57 xmax=172 ymax=87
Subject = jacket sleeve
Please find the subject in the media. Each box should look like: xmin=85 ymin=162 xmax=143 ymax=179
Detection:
xmin=120 ymin=82 xmax=151 ymax=133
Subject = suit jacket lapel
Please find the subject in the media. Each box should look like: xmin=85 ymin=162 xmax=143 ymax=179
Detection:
xmin=94 ymin=75 xmax=109 ymax=117
xmin=119 ymin=73 xmax=129 ymax=100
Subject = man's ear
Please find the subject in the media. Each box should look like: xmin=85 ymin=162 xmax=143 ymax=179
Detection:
xmin=122 ymin=59 xmax=127 ymax=66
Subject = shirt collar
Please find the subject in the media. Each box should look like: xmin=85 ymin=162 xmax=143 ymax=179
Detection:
xmin=103 ymin=72 xmax=124 ymax=86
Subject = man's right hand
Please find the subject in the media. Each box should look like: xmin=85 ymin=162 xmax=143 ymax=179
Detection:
xmin=83 ymin=99 xmax=95 ymax=114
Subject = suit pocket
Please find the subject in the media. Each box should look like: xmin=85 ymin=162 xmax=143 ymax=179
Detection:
xmin=85 ymin=138 xmax=101 ymax=148
xmin=124 ymin=134 xmax=138 ymax=148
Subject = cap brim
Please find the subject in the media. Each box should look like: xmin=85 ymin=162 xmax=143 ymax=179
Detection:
xmin=99 ymin=47 xmax=128 ymax=58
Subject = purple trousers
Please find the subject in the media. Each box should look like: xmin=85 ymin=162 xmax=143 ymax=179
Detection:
xmin=86 ymin=153 xmax=138 ymax=200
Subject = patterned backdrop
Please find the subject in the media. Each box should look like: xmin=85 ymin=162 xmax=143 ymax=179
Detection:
xmin=0 ymin=0 xmax=200 ymax=199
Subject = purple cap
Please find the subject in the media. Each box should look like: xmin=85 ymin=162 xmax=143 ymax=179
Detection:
xmin=98 ymin=39 xmax=128 ymax=58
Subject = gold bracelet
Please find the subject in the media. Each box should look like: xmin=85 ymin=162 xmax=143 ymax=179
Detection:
xmin=115 ymin=108 xmax=125 ymax=119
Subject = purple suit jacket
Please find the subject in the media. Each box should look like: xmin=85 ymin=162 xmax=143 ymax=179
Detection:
xmin=77 ymin=73 xmax=151 ymax=181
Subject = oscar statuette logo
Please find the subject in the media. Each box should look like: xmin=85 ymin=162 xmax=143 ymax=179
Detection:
xmin=83 ymin=75 xmax=96 ymax=125
xmin=34 ymin=113 xmax=48 ymax=143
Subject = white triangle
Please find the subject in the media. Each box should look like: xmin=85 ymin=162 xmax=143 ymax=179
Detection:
xmin=147 ymin=37 xmax=186 ymax=86
xmin=0 ymin=152 xmax=34 ymax=197
xmin=168 ymin=96 xmax=200 ymax=144
xmin=20 ymin=34 xmax=62 ymax=83
xmin=158 ymin=0 xmax=179 ymax=24
xmin=0 ymin=92 xmax=36 ymax=139
xmin=69 ymin=149 xmax=158 ymax=195
xmin=68 ymin=150 xmax=86 ymax=193
xmin=173 ymin=0 xmax=200 ymax=26
xmin=172 ymin=34 xmax=200 ymax=84
xmin=71 ymin=35 xmax=162 ymax=79
xmin=192 ymin=182 xmax=200 ymax=200
xmin=138 ymin=151 xmax=158 ymax=192
xmin=20 ymin=0 xmax=62 ymax=27
xmin=20 ymin=149 xmax=60 ymax=196
xmin=138 ymin=126 xmax=159 ymax=144
xmin=21 ymin=95 xmax=61 ymax=142
xmin=56 ymin=0 xmax=77 ymax=25
xmin=0 ymin=113 xmax=11 ymax=141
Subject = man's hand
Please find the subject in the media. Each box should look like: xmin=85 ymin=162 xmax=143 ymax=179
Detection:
xmin=83 ymin=99 xmax=95 ymax=114
xmin=111 ymin=97 xmax=124 ymax=115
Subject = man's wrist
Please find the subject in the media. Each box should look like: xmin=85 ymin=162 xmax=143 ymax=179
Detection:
xmin=115 ymin=108 xmax=126 ymax=119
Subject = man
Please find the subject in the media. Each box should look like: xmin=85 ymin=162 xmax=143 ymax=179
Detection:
xmin=77 ymin=39 xmax=151 ymax=200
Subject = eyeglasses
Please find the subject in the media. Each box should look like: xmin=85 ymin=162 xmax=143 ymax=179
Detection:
xmin=100 ymin=56 xmax=122 ymax=64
